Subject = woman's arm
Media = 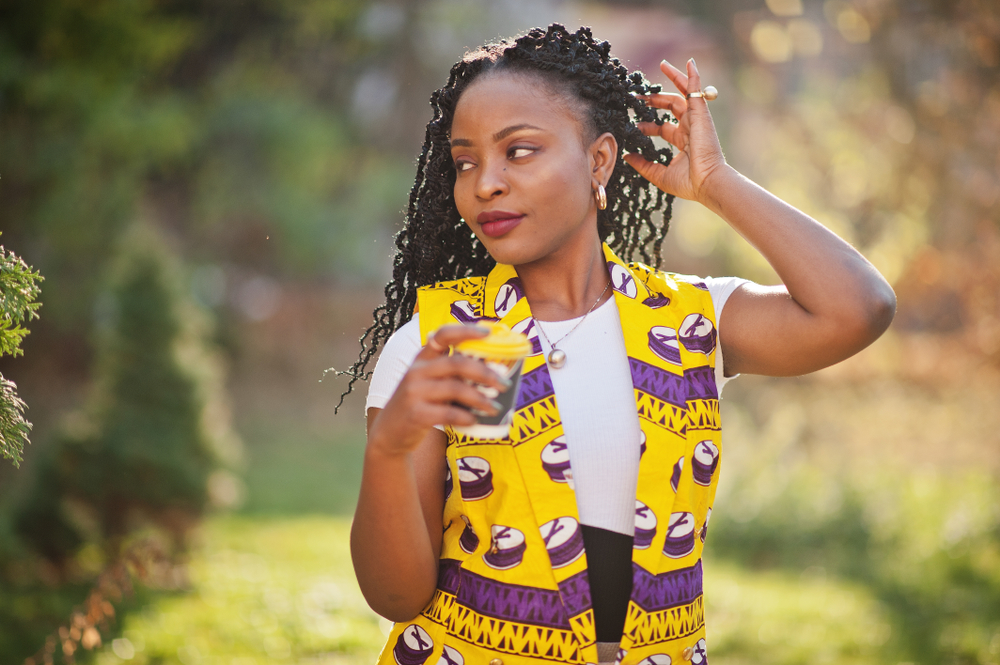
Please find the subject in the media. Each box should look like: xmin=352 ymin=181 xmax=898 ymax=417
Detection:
xmin=624 ymin=59 xmax=895 ymax=377
xmin=351 ymin=324 xmax=507 ymax=621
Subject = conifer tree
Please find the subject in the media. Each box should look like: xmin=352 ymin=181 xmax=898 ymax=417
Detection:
xmin=15 ymin=223 xmax=241 ymax=563
xmin=0 ymin=234 xmax=42 ymax=468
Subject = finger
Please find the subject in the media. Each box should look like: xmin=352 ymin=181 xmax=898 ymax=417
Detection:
xmin=686 ymin=59 xmax=704 ymax=108
xmin=635 ymin=121 xmax=662 ymax=137
xmin=420 ymin=378 xmax=500 ymax=415
xmin=423 ymin=404 xmax=478 ymax=428
xmin=624 ymin=153 xmax=671 ymax=186
xmin=420 ymin=354 xmax=511 ymax=391
xmin=417 ymin=324 xmax=489 ymax=359
xmin=660 ymin=60 xmax=689 ymax=96
xmin=639 ymin=92 xmax=688 ymax=116
xmin=636 ymin=121 xmax=683 ymax=147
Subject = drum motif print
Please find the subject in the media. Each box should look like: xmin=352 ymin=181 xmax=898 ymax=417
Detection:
xmin=483 ymin=525 xmax=526 ymax=570
xmin=648 ymin=326 xmax=682 ymax=365
xmin=670 ymin=457 xmax=685 ymax=493
xmin=436 ymin=645 xmax=464 ymax=665
xmin=456 ymin=456 xmax=493 ymax=500
xmin=511 ymin=316 xmax=543 ymax=356
xmin=458 ymin=515 xmax=479 ymax=554
xmin=690 ymin=638 xmax=708 ymax=665
xmin=449 ymin=300 xmax=478 ymax=325
xmin=638 ymin=655 xmax=672 ymax=665
xmin=540 ymin=436 xmax=572 ymax=484
xmin=540 ymin=516 xmax=585 ymax=568
xmin=494 ymin=277 xmax=524 ymax=318
xmin=634 ymin=500 xmax=657 ymax=550
xmin=608 ymin=261 xmax=638 ymax=298
xmin=642 ymin=291 xmax=671 ymax=309
xmin=663 ymin=511 xmax=696 ymax=559
xmin=691 ymin=441 xmax=720 ymax=486
xmin=678 ymin=312 xmax=716 ymax=355
xmin=393 ymin=624 xmax=434 ymax=665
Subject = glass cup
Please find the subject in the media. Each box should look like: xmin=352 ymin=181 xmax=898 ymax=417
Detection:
xmin=451 ymin=322 xmax=531 ymax=439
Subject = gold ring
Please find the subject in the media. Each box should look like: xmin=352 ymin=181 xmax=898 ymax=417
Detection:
xmin=686 ymin=86 xmax=719 ymax=101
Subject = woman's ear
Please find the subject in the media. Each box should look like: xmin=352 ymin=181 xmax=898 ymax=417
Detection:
xmin=589 ymin=132 xmax=618 ymax=188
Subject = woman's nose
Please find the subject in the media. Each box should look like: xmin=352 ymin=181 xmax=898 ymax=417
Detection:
xmin=475 ymin=158 xmax=508 ymax=200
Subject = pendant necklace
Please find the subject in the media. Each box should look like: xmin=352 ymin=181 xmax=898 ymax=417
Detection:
xmin=533 ymin=278 xmax=612 ymax=369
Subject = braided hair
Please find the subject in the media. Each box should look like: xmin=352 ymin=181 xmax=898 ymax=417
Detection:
xmin=338 ymin=24 xmax=675 ymax=408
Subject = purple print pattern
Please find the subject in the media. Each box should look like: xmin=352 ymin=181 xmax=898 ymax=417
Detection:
xmin=434 ymin=559 xmax=591 ymax=629
xmin=629 ymin=360 xmax=718 ymax=407
xmin=515 ymin=365 xmax=555 ymax=409
xmin=631 ymin=560 xmax=704 ymax=612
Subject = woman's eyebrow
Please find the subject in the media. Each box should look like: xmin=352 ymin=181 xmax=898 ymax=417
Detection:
xmin=450 ymin=123 xmax=544 ymax=148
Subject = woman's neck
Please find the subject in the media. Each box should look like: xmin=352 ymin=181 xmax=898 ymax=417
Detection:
xmin=513 ymin=235 xmax=612 ymax=322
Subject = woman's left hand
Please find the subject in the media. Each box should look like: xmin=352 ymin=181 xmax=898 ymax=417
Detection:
xmin=623 ymin=58 xmax=728 ymax=204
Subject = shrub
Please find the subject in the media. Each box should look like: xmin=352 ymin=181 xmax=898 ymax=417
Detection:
xmin=0 ymin=235 xmax=43 ymax=467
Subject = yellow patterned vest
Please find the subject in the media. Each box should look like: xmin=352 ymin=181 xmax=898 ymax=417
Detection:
xmin=377 ymin=245 xmax=720 ymax=665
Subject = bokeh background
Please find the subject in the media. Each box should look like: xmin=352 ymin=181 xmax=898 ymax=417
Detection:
xmin=1 ymin=0 xmax=999 ymax=663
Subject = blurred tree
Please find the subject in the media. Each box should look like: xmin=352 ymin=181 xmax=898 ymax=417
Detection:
xmin=0 ymin=0 xmax=386 ymax=340
xmin=13 ymin=222 xmax=241 ymax=567
xmin=0 ymin=235 xmax=42 ymax=467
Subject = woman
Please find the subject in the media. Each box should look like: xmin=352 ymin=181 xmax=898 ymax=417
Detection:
xmin=346 ymin=24 xmax=895 ymax=665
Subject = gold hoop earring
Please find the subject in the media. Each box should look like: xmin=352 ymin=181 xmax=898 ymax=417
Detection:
xmin=595 ymin=184 xmax=607 ymax=210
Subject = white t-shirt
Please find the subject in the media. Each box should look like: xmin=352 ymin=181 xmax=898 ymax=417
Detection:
xmin=366 ymin=276 xmax=747 ymax=536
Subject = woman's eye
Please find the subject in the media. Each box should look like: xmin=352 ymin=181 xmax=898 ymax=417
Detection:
xmin=509 ymin=147 xmax=534 ymax=159
xmin=454 ymin=160 xmax=475 ymax=172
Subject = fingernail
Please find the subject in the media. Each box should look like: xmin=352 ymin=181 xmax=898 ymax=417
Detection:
xmin=497 ymin=375 xmax=512 ymax=389
xmin=471 ymin=325 xmax=490 ymax=335
xmin=491 ymin=400 xmax=503 ymax=412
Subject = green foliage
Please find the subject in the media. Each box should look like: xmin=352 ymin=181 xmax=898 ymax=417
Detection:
xmin=708 ymin=464 xmax=1000 ymax=664
xmin=0 ymin=235 xmax=43 ymax=467
xmin=0 ymin=238 xmax=43 ymax=358
xmin=0 ymin=0 xmax=382 ymax=333
xmin=13 ymin=223 xmax=241 ymax=566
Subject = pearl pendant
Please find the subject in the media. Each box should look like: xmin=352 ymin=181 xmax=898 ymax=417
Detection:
xmin=548 ymin=348 xmax=567 ymax=369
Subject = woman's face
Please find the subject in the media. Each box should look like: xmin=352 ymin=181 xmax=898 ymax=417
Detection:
xmin=449 ymin=71 xmax=613 ymax=267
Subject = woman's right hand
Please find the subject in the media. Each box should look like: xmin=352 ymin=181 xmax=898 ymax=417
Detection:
xmin=367 ymin=324 xmax=509 ymax=457
xmin=355 ymin=323 xmax=507 ymax=620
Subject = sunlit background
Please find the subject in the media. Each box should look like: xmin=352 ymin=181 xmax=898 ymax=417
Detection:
xmin=1 ymin=0 xmax=998 ymax=663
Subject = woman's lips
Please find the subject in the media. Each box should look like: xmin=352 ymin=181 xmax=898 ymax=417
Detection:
xmin=478 ymin=213 xmax=524 ymax=238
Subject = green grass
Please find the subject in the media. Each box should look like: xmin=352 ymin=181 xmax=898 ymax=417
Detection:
xmin=91 ymin=516 xmax=385 ymax=665
xmin=704 ymin=562 xmax=893 ymax=665
xmin=238 ymin=424 xmax=366 ymax=516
